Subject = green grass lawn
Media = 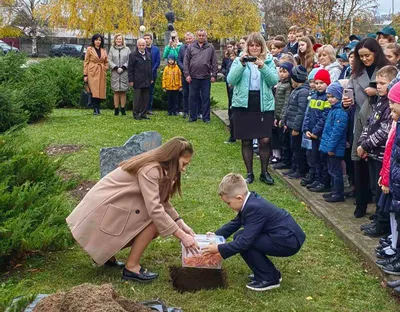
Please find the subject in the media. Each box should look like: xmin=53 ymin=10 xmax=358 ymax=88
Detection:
xmin=212 ymin=82 xmax=228 ymax=110
xmin=0 ymin=92 xmax=398 ymax=311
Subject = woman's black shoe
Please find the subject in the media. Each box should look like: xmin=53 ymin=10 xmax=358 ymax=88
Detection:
xmin=122 ymin=267 xmax=158 ymax=282
xmin=260 ymin=172 xmax=274 ymax=185
xmin=104 ymin=259 xmax=125 ymax=268
xmin=245 ymin=173 xmax=254 ymax=184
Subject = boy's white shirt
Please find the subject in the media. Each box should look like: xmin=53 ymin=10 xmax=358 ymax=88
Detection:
xmin=241 ymin=191 xmax=251 ymax=212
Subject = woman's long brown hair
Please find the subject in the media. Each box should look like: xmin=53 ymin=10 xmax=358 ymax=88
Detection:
xmin=298 ymin=36 xmax=315 ymax=73
xmin=120 ymin=137 xmax=194 ymax=202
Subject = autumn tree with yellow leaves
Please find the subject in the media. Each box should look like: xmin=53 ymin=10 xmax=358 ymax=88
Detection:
xmin=45 ymin=0 xmax=261 ymax=39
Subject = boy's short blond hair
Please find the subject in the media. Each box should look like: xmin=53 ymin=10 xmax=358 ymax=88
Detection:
xmin=377 ymin=65 xmax=398 ymax=81
xmin=218 ymin=173 xmax=249 ymax=198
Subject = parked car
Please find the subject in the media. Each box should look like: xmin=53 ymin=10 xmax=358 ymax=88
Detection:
xmin=0 ymin=40 xmax=19 ymax=54
xmin=49 ymin=44 xmax=86 ymax=59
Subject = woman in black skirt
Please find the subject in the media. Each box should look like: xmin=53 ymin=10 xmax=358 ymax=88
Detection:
xmin=227 ymin=32 xmax=279 ymax=185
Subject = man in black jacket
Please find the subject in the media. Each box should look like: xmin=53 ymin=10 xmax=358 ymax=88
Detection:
xmin=178 ymin=32 xmax=195 ymax=119
xmin=128 ymin=38 xmax=153 ymax=120
xmin=203 ymin=174 xmax=306 ymax=291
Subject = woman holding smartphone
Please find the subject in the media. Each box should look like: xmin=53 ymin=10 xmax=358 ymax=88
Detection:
xmin=227 ymin=32 xmax=279 ymax=185
xmin=342 ymin=38 xmax=390 ymax=222
xmin=163 ymin=31 xmax=182 ymax=60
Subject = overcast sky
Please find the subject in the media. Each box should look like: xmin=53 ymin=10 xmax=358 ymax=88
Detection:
xmin=377 ymin=0 xmax=398 ymax=15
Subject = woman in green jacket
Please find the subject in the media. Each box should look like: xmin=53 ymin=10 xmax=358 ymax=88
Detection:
xmin=163 ymin=31 xmax=182 ymax=59
xmin=227 ymin=32 xmax=279 ymax=185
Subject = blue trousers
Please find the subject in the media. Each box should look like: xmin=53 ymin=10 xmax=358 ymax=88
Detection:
xmin=312 ymin=140 xmax=329 ymax=184
xmin=328 ymin=155 xmax=344 ymax=197
xmin=182 ymin=76 xmax=190 ymax=115
xmin=147 ymin=76 xmax=156 ymax=111
xmin=189 ymin=78 xmax=211 ymax=122
xmin=234 ymin=229 xmax=301 ymax=282
xmin=289 ymin=130 xmax=306 ymax=174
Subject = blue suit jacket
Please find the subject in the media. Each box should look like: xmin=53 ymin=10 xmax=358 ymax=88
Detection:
xmin=216 ymin=192 xmax=306 ymax=259
xmin=146 ymin=45 xmax=160 ymax=80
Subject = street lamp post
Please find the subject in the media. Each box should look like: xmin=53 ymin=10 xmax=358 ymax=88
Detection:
xmin=139 ymin=25 xmax=146 ymax=38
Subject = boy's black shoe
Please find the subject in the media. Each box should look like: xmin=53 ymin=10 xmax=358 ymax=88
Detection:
xmin=121 ymin=267 xmax=158 ymax=282
xmin=322 ymin=192 xmax=334 ymax=199
xmin=324 ymin=195 xmax=344 ymax=203
xmin=380 ymin=236 xmax=392 ymax=245
xmin=376 ymin=255 xmax=398 ymax=268
xmin=300 ymin=173 xmax=314 ymax=186
xmin=246 ymin=279 xmax=280 ymax=291
xmin=386 ymin=279 xmax=400 ymax=288
xmin=353 ymin=207 xmax=367 ymax=218
xmin=287 ymin=171 xmax=304 ymax=179
xmin=376 ymin=247 xmax=396 ymax=259
xmin=121 ymin=107 xmax=126 ymax=115
xmin=382 ymin=259 xmax=400 ymax=275
xmin=114 ymin=108 xmax=119 ymax=116
xmin=360 ymin=222 xmax=375 ymax=231
xmin=248 ymin=270 xmax=282 ymax=282
xmin=283 ymin=169 xmax=296 ymax=176
xmin=260 ymin=172 xmax=274 ymax=185
xmin=375 ymin=241 xmax=391 ymax=252
xmin=306 ymin=180 xmax=319 ymax=189
xmin=273 ymin=162 xmax=291 ymax=170
xmin=363 ymin=224 xmax=390 ymax=237
xmin=188 ymin=118 xmax=197 ymax=122
xmin=245 ymin=173 xmax=254 ymax=184
xmin=104 ymin=259 xmax=125 ymax=269
xmin=309 ymin=183 xmax=330 ymax=193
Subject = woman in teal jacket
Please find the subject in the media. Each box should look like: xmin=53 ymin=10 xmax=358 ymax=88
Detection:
xmin=227 ymin=32 xmax=279 ymax=185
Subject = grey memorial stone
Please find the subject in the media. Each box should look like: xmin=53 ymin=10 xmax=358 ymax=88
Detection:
xmin=100 ymin=131 xmax=162 ymax=178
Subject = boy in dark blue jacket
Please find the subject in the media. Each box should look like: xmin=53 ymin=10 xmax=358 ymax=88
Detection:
xmin=319 ymin=82 xmax=349 ymax=203
xmin=303 ymin=69 xmax=331 ymax=192
xmin=203 ymin=173 xmax=306 ymax=291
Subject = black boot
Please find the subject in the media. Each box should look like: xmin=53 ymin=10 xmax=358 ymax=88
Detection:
xmin=245 ymin=173 xmax=254 ymax=184
xmin=114 ymin=108 xmax=119 ymax=116
xmin=121 ymin=107 xmax=126 ymax=115
xmin=353 ymin=206 xmax=367 ymax=218
xmin=300 ymin=173 xmax=314 ymax=187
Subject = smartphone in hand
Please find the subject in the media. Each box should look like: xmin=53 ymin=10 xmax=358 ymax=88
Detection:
xmin=343 ymin=88 xmax=353 ymax=101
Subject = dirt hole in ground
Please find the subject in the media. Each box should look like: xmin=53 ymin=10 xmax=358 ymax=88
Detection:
xmin=46 ymin=144 xmax=84 ymax=156
xmin=169 ymin=266 xmax=227 ymax=293
xmin=33 ymin=283 xmax=152 ymax=312
xmin=70 ymin=181 xmax=97 ymax=201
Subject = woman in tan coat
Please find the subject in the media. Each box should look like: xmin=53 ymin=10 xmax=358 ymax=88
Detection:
xmin=66 ymin=137 xmax=198 ymax=282
xmin=84 ymin=34 xmax=108 ymax=115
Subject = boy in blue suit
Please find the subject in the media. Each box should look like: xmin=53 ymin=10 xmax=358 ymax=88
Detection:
xmin=203 ymin=173 xmax=306 ymax=291
xmin=319 ymin=82 xmax=349 ymax=203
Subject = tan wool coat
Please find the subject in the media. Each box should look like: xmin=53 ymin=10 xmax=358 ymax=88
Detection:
xmin=66 ymin=163 xmax=180 ymax=265
xmin=84 ymin=47 xmax=109 ymax=99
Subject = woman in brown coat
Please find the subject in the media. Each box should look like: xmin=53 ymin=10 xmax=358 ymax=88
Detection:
xmin=84 ymin=34 xmax=108 ymax=115
xmin=66 ymin=137 xmax=198 ymax=282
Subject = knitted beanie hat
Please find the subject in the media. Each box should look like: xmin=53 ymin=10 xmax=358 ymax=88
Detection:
xmin=308 ymin=68 xmax=320 ymax=81
xmin=388 ymin=82 xmax=400 ymax=104
xmin=280 ymin=62 xmax=294 ymax=75
xmin=314 ymin=69 xmax=331 ymax=86
xmin=326 ymin=81 xmax=343 ymax=100
xmin=168 ymin=54 xmax=176 ymax=61
xmin=291 ymin=65 xmax=308 ymax=83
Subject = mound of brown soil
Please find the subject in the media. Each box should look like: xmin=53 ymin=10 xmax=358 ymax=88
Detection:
xmin=169 ymin=266 xmax=227 ymax=293
xmin=33 ymin=283 xmax=151 ymax=312
xmin=70 ymin=181 xmax=96 ymax=201
xmin=46 ymin=144 xmax=84 ymax=156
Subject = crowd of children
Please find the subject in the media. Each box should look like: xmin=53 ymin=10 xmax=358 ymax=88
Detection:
xmin=220 ymin=25 xmax=400 ymax=282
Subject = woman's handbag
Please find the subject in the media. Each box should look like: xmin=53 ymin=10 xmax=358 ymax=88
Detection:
xmin=80 ymin=82 xmax=92 ymax=108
